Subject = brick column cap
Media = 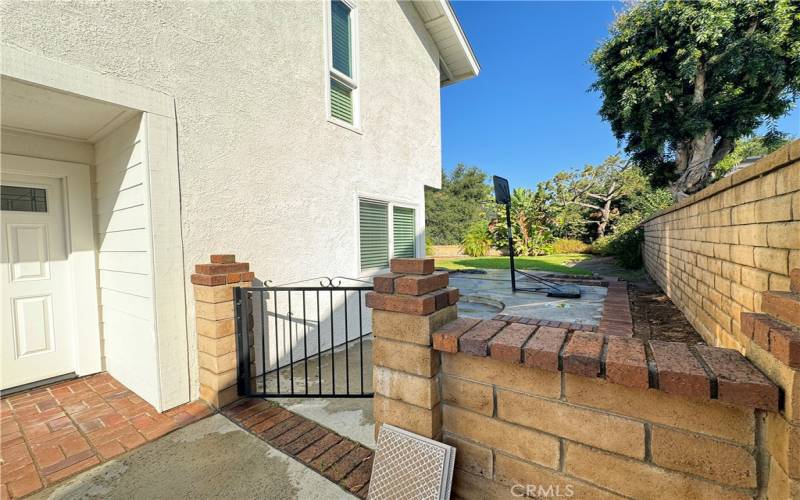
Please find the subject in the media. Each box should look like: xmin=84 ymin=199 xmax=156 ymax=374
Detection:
xmin=390 ymin=258 xmax=435 ymax=275
xmin=191 ymin=254 xmax=254 ymax=286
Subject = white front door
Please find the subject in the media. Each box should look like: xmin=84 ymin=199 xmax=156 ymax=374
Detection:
xmin=1 ymin=172 xmax=76 ymax=389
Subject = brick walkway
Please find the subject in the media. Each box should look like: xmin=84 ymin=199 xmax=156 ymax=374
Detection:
xmin=222 ymin=399 xmax=373 ymax=498
xmin=1 ymin=373 xmax=213 ymax=499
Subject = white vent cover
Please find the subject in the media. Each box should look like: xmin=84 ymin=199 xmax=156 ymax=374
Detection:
xmin=367 ymin=424 xmax=456 ymax=500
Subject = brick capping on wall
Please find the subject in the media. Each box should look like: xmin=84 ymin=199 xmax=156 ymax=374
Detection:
xmin=432 ymin=317 xmax=779 ymax=412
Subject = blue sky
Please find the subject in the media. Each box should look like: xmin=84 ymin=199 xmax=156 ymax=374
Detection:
xmin=442 ymin=1 xmax=800 ymax=191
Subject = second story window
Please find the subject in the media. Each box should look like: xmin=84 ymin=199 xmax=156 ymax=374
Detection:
xmin=329 ymin=0 xmax=358 ymax=127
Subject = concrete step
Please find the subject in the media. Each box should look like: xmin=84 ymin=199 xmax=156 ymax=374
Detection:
xmin=762 ymin=292 xmax=800 ymax=328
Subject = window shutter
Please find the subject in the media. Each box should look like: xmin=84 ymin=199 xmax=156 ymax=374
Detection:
xmin=330 ymin=79 xmax=353 ymax=124
xmin=331 ymin=0 xmax=352 ymax=77
xmin=393 ymin=207 xmax=416 ymax=258
xmin=360 ymin=200 xmax=389 ymax=269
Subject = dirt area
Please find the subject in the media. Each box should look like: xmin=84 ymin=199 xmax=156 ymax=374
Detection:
xmin=573 ymin=256 xmax=704 ymax=344
xmin=626 ymin=280 xmax=705 ymax=344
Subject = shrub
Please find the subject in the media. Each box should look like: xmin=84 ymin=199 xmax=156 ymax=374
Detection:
xmin=538 ymin=243 xmax=556 ymax=256
xmin=462 ymin=220 xmax=493 ymax=257
xmin=591 ymin=213 xmax=645 ymax=266
xmin=611 ymin=227 xmax=644 ymax=269
xmin=553 ymin=239 xmax=592 ymax=254
xmin=591 ymin=235 xmax=612 ymax=255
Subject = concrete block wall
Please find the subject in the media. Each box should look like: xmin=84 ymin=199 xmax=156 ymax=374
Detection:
xmin=431 ymin=317 xmax=786 ymax=499
xmin=442 ymin=358 xmax=763 ymax=499
xmin=642 ymin=140 xmax=800 ymax=353
xmin=641 ymin=141 xmax=800 ymax=498
xmin=367 ymin=258 xmax=797 ymax=499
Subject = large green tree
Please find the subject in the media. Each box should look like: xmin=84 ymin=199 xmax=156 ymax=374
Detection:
xmin=591 ymin=0 xmax=800 ymax=196
xmin=425 ymin=164 xmax=492 ymax=245
xmin=556 ymin=156 xmax=649 ymax=238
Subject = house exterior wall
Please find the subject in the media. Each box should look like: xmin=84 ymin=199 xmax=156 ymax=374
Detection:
xmin=1 ymin=0 xmax=443 ymax=403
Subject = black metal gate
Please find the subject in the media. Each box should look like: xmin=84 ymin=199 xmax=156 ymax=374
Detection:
xmin=234 ymin=277 xmax=373 ymax=398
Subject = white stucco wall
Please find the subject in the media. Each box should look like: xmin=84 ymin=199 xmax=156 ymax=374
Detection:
xmin=1 ymin=0 xmax=443 ymax=402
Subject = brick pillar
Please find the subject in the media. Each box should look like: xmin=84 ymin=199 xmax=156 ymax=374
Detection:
xmin=366 ymin=258 xmax=458 ymax=439
xmin=192 ymin=254 xmax=255 ymax=408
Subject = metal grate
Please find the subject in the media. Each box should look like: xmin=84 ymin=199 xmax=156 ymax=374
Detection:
xmin=368 ymin=424 xmax=456 ymax=500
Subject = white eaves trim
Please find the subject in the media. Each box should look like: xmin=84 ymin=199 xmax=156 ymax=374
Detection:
xmin=411 ymin=0 xmax=480 ymax=86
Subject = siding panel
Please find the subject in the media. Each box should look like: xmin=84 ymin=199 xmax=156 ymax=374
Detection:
xmin=95 ymin=184 xmax=145 ymax=214
xmin=97 ymin=229 xmax=150 ymax=252
xmin=98 ymin=251 xmax=150 ymax=274
xmin=92 ymin=113 xmax=159 ymax=408
xmin=94 ymin=162 xmax=145 ymax=200
xmin=96 ymin=204 xmax=147 ymax=233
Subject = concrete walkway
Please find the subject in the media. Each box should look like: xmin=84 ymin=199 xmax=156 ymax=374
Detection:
xmin=30 ymin=414 xmax=354 ymax=500
xmin=450 ymin=269 xmax=607 ymax=325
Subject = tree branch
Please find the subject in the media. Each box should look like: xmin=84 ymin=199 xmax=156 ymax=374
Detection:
xmin=569 ymin=201 xmax=602 ymax=210
xmin=585 ymin=192 xmax=611 ymax=202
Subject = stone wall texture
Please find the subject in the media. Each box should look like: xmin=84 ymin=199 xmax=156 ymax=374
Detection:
xmin=642 ymin=140 xmax=800 ymax=352
xmin=441 ymin=355 xmax=764 ymax=499
xmin=369 ymin=258 xmax=800 ymax=499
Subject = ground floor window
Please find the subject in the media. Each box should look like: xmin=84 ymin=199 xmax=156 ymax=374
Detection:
xmin=358 ymin=199 xmax=417 ymax=270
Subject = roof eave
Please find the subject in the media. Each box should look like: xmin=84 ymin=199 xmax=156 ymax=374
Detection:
xmin=412 ymin=0 xmax=480 ymax=87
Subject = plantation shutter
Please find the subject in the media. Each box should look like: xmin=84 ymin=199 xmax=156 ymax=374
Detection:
xmin=330 ymin=79 xmax=353 ymax=123
xmin=331 ymin=0 xmax=352 ymax=77
xmin=360 ymin=200 xmax=389 ymax=269
xmin=393 ymin=207 xmax=416 ymax=258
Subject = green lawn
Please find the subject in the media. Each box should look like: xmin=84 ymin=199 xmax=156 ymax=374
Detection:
xmin=435 ymin=253 xmax=593 ymax=275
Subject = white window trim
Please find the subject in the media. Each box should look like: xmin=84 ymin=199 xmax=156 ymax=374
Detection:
xmin=325 ymin=0 xmax=361 ymax=133
xmin=354 ymin=193 xmax=421 ymax=277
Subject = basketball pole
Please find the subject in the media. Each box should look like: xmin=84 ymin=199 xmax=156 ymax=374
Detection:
xmin=505 ymin=202 xmax=516 ymax=292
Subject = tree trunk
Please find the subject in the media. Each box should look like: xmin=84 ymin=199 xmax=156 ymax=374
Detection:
xmin=597 ymin=198 xmax=612 ymax=237
xmin=672 ymin=130 xmax=716 ymax=196
xmin=671 ymin=64 xmax=716 ymax=197
xmin=675 ymin=141 xmax=691 ymax=173
xmin=516 ymin=212 xmax=530 ymax=256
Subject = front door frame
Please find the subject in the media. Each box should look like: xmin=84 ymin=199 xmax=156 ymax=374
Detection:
xmin=1 ymin=45 xmax=191 ymax=411
xmin=2 ymin=154 xmax=101 ymax=378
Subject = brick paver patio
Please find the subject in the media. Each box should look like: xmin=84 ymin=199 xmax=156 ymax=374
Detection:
xmin=1 ymin=373 xmax=213 ymax=499
xmin=222 ymin=399 xmax=373 ymax=498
